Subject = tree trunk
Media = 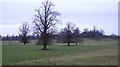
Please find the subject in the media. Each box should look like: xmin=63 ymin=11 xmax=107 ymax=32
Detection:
xmin=67 ymin=31 xmax=70 ymax=46
xmin=76 ymin=41 xmax=77 ymax=45
xmin=68 ymin=42 xmax=70 ymax=46
xmin=43 ymin=44 xmax=47 ymax=50
xmin=67 ymin=37 xmax=70 ymax=46
xmin=23 ymin=42 xmax=26 ymax=45
xmin=42 ymin=28 xmax=48 ymax=50
xmin=42 ymin=36 xmax=47 ymax=50
xmin=75 ymin=38 xmax=77 ymax=45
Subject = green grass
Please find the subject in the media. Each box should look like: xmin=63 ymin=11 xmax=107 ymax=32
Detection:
xmin=28 ymin=55 xmax=118 ymax=65
xmin=71 ymin=55 xmax=118 ymax=65
xmin=2 ymin=39 xmax=118 ymax=65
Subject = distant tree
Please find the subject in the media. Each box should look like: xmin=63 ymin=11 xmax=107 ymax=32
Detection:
xmin=99 ymin=28 xmax=105 ymax=36
xmin=83 ymin=28 xmax=88 ymax=33
xmin=73 ymin=27 xmax=80 ymax=45
xmin=19 ymin=22 xmax=30 ymax=45
xmin=33 ymin=0 xmax=60 ymax=50
xmin=80 ymin=26 xmax=105 ymax=39
xmin=57 ymin=29 xmax=66 ymax=43
xmin=99 ymin=29 xmax=104 ymax=34
xmin=63 ymin=22 xmax=75 ymax=46
xmin=92 ymin=26 xmax=105 ymax=40
xmin=6 ymin=34 xmax=10 ymax=41
xmin=81 ymin=28 xmax=89 ymax=38
xmin=110 ymin=33 xmax=118 ymax=40
xmin=93 ymin=26 xmax=96 ymax=39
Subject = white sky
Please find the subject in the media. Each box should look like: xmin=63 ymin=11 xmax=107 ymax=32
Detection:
xmin=0 ymin=0 xmax=119 ymax=36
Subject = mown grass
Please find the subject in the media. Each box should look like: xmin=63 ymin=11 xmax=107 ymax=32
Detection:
xmin=2 ymin=39 xmax=118 ymax=65
xmin=28 ymin=55 xmax=118 ymax=65
xmin=71 ymin=55 xmax=118 ymax=65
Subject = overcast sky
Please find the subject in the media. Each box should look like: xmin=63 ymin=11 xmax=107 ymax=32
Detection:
xmin=0 ymin=0 xmax=119 ymax=36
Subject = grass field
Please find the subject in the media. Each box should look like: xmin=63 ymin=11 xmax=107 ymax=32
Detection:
xmin=2 ymin=39 xmax=118 ymax=65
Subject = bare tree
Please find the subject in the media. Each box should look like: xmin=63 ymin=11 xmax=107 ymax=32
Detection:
xmin=73 ymin=27 xmax=80 ymax=45
xmin=33 ymin=0 xmax=60 ymax=50
xmin=64 ymin=22 xmax=75 ymax=46
xmin=19 ymin=22 xmax=30 ymax=45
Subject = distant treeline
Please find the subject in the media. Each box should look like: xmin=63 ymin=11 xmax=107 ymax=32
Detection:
xmin=1 ymin=28 xmax=119 ymax=41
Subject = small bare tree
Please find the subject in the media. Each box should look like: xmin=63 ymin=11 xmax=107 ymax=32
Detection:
xmin=64 ymin=22 xmax=75 ymax=46
xmin=73 ymin=27 xmax=80 ymax=45
xmin=19 ymin=22 xmax=30 ymax=45
xmin=33 ymin=0 xmax=60 ymax=50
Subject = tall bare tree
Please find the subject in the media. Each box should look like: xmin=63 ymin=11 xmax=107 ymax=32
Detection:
xmin=19 ymin=22 xmax=30 ymax=45
xmin=33 ymin=0 xmax=60 ymax=50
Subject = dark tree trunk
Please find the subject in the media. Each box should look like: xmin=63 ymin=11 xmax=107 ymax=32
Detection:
xmin=23 ymin=42 xmax=26 ymax=45
xmin=43 ymin=44 xmax=47 ymax=50
xmin=75 ymin=38 xmax=77 ymax=45
xmin=67 ymin=31 xmax=70 ymax=46
xmin=42 ymin=27 xmax=48 ymax=50
xmin=68 ymin=42 xmax=70 ymax=46
xmin=76 ymin=41 xmax=77 ymax=45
